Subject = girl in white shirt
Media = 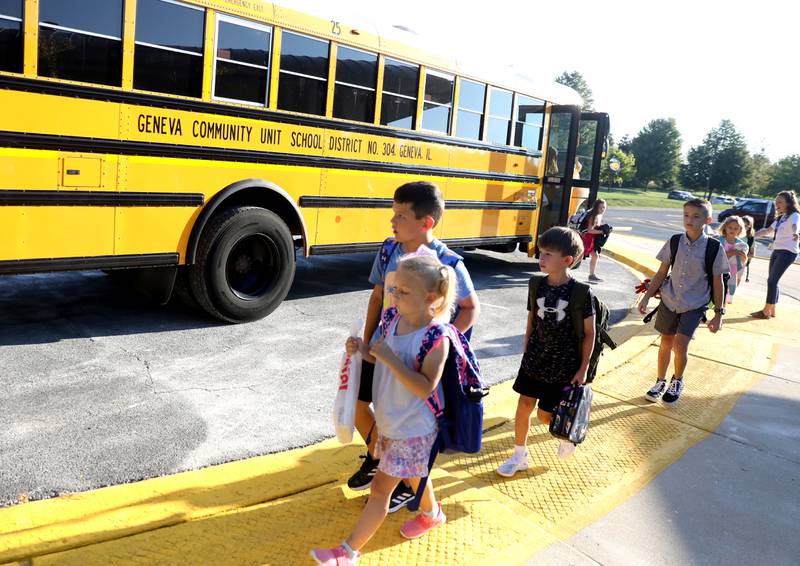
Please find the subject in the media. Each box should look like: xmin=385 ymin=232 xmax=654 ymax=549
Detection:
xmin=312 ymin=253 xmax=455 ymax=565
xmin=752 ymin=190 xmax=800 ymax=319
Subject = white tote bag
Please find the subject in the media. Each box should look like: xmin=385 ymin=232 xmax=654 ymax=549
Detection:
xmin=332 ymin=320 xmax=363 ymax=443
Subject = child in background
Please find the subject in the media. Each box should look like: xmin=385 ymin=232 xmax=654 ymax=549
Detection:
xmin=497 ymin=227 xmax=596 ymax=476
xmin=311 ymin=254 xmax=455 ymax=566
xmin=639 ymin=199 xmax=729 ymax=405
xmin=741 ymin=215 xmax=756 ymax=284
xmin=580 ymin=199 xmax=608 ymax=283
xmin=718 ymin=216 xmax=749 ymax=303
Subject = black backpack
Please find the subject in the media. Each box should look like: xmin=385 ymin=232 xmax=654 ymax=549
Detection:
xmin=568 ymin=211 xmax=587 ymax=231
xmin=642 ymin=234 xmax=729 ymax=323
xmin=528 ymin=275 xmax=617 ymax=383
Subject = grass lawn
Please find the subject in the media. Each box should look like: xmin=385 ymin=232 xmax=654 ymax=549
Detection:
xmin=597 ymin=188 xmax=686 ymax=208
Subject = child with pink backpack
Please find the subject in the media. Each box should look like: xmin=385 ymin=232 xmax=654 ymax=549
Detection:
xmin=311 ymin=252 xmax=471 ymax=565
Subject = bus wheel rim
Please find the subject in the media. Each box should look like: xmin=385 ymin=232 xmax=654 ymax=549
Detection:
xmin=225 ymin=233 xmax=279 ymax=301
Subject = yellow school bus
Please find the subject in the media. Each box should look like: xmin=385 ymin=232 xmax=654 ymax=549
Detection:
xmin=0 ymin=0 xmax=608 ymax=321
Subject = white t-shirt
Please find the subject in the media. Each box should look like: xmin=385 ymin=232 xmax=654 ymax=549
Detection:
xmin=771 ymin=212 xmax=800 ymax=253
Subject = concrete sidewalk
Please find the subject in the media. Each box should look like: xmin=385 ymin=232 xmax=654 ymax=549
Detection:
xmin=1 ymin=238 xmax=798 ymax=565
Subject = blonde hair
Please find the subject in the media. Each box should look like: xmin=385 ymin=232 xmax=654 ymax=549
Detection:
xmin=719 ymin=215 xmax=745 ymax=237
xmin=741 ymin=215 xmax=755 ymax=237
xmin=397 ymin=254 xmax=457 ymax=321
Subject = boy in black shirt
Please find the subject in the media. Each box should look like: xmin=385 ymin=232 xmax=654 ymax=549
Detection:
xmin=497 ymin=227 xmax=596 ymax=475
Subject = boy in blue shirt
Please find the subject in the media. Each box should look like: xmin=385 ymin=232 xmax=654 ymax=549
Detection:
xmin=347 ymin=181 xmax=480 ymax=511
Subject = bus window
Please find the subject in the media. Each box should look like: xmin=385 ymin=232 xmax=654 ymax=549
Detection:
xmin=0 ymin=0 xmax=22 ymax=73
xmin=421 ymin=70 xmax=453 ymax=133
xmin=333 ymin=45 xmax=377 ymax=123
xmin=278 ymin=31 xmax=329 ymax=116
xmin=38 ymin=0 xmax=123 ymax=86
xmin=576 ymin=119 xmax=599 ymax=180
xmin=547 ymin=111 xmax=572 ymax=176
xmin=486 ymin=87 xmax=512 ymax=145
xmin=514 ymin=94 xmax=545 ymax=152
xmin=134 ymin=0 xmax=204 ymax=97
xmin=455 ymin=78 xmax=485 ymax=140
xmin=380 ymin=57 xmax=419 ymax=129
xmin=213 ymin=15 xmax=271 ymax=106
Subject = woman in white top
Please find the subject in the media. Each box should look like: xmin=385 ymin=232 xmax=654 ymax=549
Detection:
xmin=752 ymin=190 xmax=800 ymax=319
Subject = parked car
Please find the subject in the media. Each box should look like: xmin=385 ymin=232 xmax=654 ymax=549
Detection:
xmin=668 ymin=190 xmax=694 ymax=201
xmin=718 ymin=198 xmax=775 ymax=229
xmin=711 ymin=195 xmax=737 ymax=205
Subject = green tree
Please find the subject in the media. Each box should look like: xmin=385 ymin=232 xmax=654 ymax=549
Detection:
xmin=600 ymin=146 xmax=636 ymax=187
xmin=746 ymin=152 xmax=773 ymax=196
xmin=681 ymin=120 xmax=750 ymax=198
xmin=555 ymin=71 xmax=594 ymax=111
xmin=766 ymin=155 xmax=800 ymax=195
xmin=629 ymin=118 xmax=682 ymax=189
xmin=680 ymin=145 xmax=712 ymax=192
xmin=617 ymin=134 xmax=632 ymax=154
xmin=706 ymin=120 xmax=750 ymax=197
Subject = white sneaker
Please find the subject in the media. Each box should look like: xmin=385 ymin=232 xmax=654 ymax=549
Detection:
xmin=557 ymin=439 xmax=576 ymax=459
xmin=497 ymin=452 xmax=529 ymax=477
xmin=662 ymin=377 xmax=685 ymax=405
xmin=645 ymin=379 xmax=667 ymax=402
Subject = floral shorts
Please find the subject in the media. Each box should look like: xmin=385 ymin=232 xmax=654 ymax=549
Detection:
xmin=374 ymin=429 xmax=438 ymax=479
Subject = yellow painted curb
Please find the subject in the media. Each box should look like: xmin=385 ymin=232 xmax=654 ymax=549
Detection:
xmin=603 ymin=244 xmax=660 ymax=279
xmin=0 ymin=438 xmax=362 ymax=562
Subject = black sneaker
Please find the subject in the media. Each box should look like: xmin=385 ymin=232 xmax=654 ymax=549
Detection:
xmin=645 ymin=379 xmax=667 ymax=402
xmin=347 ymin=453 xmax=379 ymax=491
xmin=388 ymin=482 xmax=415 ymax=513
xmin=662 ymin=378 xmax=685 ymax=405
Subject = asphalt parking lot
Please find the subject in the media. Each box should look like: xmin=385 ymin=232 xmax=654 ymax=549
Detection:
xmin=0 ymin=248 xmax=638 ymax=506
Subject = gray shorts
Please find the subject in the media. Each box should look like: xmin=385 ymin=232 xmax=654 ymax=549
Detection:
xmin=654 ymin=303 xmax=706 ymax=338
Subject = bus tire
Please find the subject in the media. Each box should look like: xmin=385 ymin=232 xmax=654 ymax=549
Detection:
xmin=171 ymin=267 xmax=200 ymax=311
xmin=189 ymin=206 xmax=295 ymax=323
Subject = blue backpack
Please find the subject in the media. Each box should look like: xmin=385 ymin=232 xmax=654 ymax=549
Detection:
xmin=379 ymin=307 xmax=488 ymax=511
xmin=377 ymin=237 xmax=472 ymax=340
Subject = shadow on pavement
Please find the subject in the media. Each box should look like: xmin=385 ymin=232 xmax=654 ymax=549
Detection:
xmin=0 ymin=250 xmax=533 ymax=346
xmin=0 ymin=245 xmax=637 ymax=346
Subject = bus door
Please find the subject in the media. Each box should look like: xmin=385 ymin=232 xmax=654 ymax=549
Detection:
xmin=572 ymin=112 xmax=610 ymax=213
xmin=537 ymin=107 xmax=609 ymax=238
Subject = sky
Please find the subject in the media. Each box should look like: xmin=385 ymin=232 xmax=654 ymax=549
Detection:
xmin=293 ymin=0 xmax=798 ymax=163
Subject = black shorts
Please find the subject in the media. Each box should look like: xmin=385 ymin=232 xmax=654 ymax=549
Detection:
xmin=357 ymin=360 xmax=375 ymax=403
xmin=654 ymin=303 xmax=705 ymax=338
xmin=512 ymin=376 xmax=568 ymax=414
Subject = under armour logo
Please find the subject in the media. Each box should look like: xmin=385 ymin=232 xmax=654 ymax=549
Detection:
xmin=537 ymin=298 xmax=569 ymax=321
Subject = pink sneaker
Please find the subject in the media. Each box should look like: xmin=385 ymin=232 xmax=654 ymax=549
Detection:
xmin=310 ymin=545 xmax=359 ymax=565
xmin=400 ymin=502 xmax=447 ymax=539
